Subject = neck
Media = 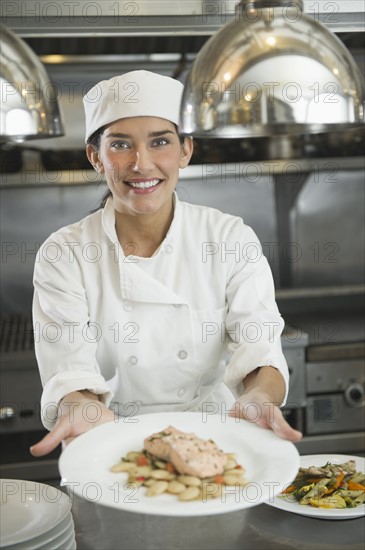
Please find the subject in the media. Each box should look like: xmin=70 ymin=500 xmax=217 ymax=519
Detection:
xmin=114 ymin=198 xmax=174 ymax=258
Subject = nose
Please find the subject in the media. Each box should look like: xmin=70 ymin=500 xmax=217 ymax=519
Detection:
xmin=132 ymin=152 xmax=140 ymax=172
xmin=130 ymin=146 xmax=153 ymax=174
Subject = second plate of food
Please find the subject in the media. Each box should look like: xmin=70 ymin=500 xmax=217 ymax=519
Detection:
xmin=58 ymin=411 xmax=300 ymax=516
xmin=266 ymin=454 xmax=365 ymax=520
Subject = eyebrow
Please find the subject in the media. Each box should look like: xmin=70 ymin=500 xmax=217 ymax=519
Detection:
xmin=105 ymin=130 xmax=176 ymax=139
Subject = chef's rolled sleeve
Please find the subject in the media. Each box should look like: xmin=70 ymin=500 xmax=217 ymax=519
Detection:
xmin=223 ymin=222 xmax=289 ymax=404
xmin=40 ymin=371 xmax=112 ymax=431
xmin=33 ymin=234 xmax=112 ymax=430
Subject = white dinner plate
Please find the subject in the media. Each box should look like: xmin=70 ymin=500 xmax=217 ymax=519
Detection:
xmin=6 ymin=515 xmax=74 ymax=550
xmin=266 ymin=454 xmax=365 ymax=520
xmin=0 ymin=480 xmax=72 ymax=546
xmin=59 ymin=411 xmax=300 ymax=516
xmin=37 ymin=528 xmax=76 ymax=550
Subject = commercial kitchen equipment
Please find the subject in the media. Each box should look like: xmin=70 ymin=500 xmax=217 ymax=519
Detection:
xmin=180 ymin=0 xmax=365 ymax=137
xmin=0 ymin=24 xmax=64 ymax=141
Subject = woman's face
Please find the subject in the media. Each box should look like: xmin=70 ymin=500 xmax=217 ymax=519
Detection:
xmin=87 ymin=116 xmax=193 ymax=217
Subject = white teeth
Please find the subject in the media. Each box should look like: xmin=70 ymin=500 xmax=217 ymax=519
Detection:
xmin=128 ymin=179 xmax=160 ymax=189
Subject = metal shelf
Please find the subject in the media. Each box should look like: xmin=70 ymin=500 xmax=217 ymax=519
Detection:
xmin=1 ymin=157 xmax=364 ymax=188
xmin=1 ymin=0 xmax=364 ymax=36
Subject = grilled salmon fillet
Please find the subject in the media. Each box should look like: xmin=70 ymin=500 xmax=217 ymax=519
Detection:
xmin=144 ymin=426 xmax=227 ymax=478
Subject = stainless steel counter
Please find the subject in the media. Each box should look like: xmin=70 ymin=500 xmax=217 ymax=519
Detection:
xmin=70 ymin=494 xmax=365 ymax=550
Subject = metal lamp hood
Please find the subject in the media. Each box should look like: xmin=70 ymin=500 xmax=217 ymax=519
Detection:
xmin=0 ymin=25 xmax=64 ymax=142
xmin=179 ymin=0 xmax=365 ymax=138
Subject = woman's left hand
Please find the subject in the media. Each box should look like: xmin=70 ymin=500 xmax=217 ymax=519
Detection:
xmin=228 ymin=389 xmax=303 ymax=442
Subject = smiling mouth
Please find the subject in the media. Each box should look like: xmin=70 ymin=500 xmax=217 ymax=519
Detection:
xmin=124 ymin=179 xmax=162 ymax=190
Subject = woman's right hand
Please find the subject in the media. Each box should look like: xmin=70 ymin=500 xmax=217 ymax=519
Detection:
xmin=30 ymin=390 xmax=115 ymax=457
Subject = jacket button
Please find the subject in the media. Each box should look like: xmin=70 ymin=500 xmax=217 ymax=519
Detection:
xmin=128 ymin=356 xmax=138 ymax=366
xmin=177 ymin=350 xmax=188 ymax=360
xmin=178 ymin=388 xmax=186 ymax=398
xmin=163 ymin=244 xmax=173 ymax=254
xmin=123 ymin=302 xmax=133 ymax=311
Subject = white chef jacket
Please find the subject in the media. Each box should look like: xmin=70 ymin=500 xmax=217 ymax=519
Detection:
xmin=33 ymin=193 xmax=289 ymax=430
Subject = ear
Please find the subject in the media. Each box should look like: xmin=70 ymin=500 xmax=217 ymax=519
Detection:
xmin=86 ymin=144 xmax=104 ymax=173
xmin=179 ymin=137 xmax=194 ymax=169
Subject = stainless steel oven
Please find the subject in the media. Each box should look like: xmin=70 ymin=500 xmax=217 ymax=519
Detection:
xmin=0 ymin=316 xmax=61 ymax=482
xmin=283 ymin=341 xmax=365 ymax=455
xmin=305 ymin=345 xmax=365 ymax=435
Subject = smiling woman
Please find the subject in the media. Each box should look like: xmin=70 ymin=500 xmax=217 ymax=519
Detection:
xmin=30 ymin=70 xmax=301 ymax=459
xmin=86 ymin=116 xmax=193 ymax=253
xmin=83 ymin=71 xmax=193 ymax=257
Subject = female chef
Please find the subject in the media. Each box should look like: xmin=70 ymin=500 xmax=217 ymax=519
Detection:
xmin=30 ymin=71 xmax=301 ymax=457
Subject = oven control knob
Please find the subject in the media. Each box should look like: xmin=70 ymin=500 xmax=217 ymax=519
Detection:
xmin=344 ymin=384 xmax=365 ymax=408
xmin=0 ymin=406 xmax=16 ymax=420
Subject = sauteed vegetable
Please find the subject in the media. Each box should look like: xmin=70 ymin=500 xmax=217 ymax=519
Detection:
xmin=111 ymin=448 xmax=247 ymax=501
xmin=281 ymin=460 xmax=365 ymax=509
xmin=111 ymin=428 xmax=248 ymax=502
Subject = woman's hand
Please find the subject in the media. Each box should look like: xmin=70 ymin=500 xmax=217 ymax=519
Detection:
xmin=228 ymin=389 xmax=302 ymax=441
xmin=30 ymin=390 xmax=115 ymax=457
xmin=228 ymin=366 xmax=302 ymax=442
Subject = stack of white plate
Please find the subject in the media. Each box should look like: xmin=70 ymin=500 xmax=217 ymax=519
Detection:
xmin=0 ymin=479 xmax=76 ymax=550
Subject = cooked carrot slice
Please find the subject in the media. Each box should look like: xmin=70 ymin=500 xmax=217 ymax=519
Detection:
xmin=214 ymin=475 xmax=225 ymax=484
xmin=347 ymin=481 xmax=365 ymax=491
xmin=282 ymin=484 xmax=296 ymax=494
xmin=166 ymin=463 xmax=176 ymax=473
xmin=137 ymin=455 xmax=149 ymax=466
xmin=326 ymin=472 xmax=345 ymax=494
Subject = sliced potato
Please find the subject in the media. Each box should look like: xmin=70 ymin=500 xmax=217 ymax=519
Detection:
xmin=224 ymin=459 xmax=237 ymax=470
xmin=225 ymin=453 xmax=237 ymax=460
xmin=223 ymin=468 xmax=245 ymax=477
xmin=201 ymin=482 xmax=223 ymax=500
xmin=143 ymin=478 xmax=157 ymax=487
xmin=150 ymin=470 xmax=176 ymax=481
xmin=223 ymin=475 xmax=247 ymax=486
xmin=154 ymin=460 xmax=167 ymax=469
xmin=178 ymin=475 xmax=202 ymax=487
xmin=111 ymin=461 xmax=136 ymax=472
xmin=133 ymin=466 xmax=152 ymax=477
xmin=167 ymin=480 xmax=187 ymax=494
xmin=178 ymin=486 xmax=200 ymax=501
xmin=126 ymin=451 xmax=143 ymax=462
xmin=146 ymin=481 xmax=169 ymax=497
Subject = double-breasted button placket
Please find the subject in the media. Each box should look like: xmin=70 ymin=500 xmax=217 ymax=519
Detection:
xmin=162 ymin=244 xmax=173 ymax=255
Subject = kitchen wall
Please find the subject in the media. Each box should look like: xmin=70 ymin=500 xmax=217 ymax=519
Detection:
xmin=1 ymin=166 xmax=364 ymax=316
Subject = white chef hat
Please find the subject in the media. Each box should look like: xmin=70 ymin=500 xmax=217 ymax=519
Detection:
xmin=83 ymin=70 xmax=184 ymax=143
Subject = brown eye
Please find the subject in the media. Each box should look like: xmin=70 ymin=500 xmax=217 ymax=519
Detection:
xmin=110 ymin=141 xmax=129 ymax=150
xmin=151 ymin=138 xmax=170 ymax=147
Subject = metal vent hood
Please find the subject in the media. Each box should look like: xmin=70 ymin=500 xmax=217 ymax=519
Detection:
xmin=179 ymin=0 xmax=364 ymax=139
xmin=1 ymin=0 xmax=363 ymax=164
xmin=0 ymin=25 xmax=64 ymax=142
